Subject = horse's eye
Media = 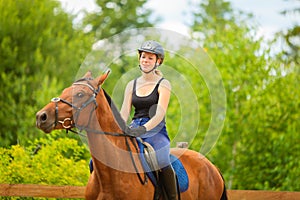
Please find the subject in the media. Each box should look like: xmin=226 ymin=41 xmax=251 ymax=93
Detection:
xmin=77 ymin=92 xmax=84 ymax=98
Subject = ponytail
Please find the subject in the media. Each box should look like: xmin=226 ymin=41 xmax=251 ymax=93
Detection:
xmin=155 ymin=69 xmax=163 ymax=76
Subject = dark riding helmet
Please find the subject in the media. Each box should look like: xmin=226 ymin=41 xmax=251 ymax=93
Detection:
xmin=138 ymin=40 xmax=164 ymax=65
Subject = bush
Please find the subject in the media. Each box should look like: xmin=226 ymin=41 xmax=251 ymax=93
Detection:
xmin=0 ymin=133 xmax=90 ymax=199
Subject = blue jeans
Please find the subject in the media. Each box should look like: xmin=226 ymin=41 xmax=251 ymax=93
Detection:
xmin=130 ymin=118 xmax=171 ymax=169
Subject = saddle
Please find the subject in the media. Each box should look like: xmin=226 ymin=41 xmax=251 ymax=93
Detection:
xmin=136 ymin=138 xmax=189 ymax=193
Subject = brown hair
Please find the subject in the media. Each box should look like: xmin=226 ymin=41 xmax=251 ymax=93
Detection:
xmin=155 ymin=69 xmax=163 ymax=76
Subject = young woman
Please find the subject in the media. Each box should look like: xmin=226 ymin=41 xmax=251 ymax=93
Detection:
xmin=120 ymin=40 xmax=178 ymax=199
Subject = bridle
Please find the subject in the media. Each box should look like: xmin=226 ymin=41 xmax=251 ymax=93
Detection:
xmin=51 ymin=77 xmax=131 ymax=137
xmin=50 ymin=77 xmax=148 ymax=184
xmin=51 ymin=78 xmax=99 ymax=133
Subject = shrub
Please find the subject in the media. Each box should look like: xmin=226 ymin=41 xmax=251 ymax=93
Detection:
xmin=0 ymin=133 xmax=90 ymax=199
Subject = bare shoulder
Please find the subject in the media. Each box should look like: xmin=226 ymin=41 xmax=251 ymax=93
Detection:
xmin=125 ymin=79 xmax=135 ymax=92
xmin=160 ymin=78 xmax=171 ymax=90
xmin=127 ymin=79 xmax=135 ymax=87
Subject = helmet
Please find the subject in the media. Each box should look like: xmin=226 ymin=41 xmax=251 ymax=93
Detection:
xmin=138 ymin=40 xmax=164 ymax=64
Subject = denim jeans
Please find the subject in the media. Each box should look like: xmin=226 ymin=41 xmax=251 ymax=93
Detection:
xmin=130 ymin=118 xmax=171 ymax=169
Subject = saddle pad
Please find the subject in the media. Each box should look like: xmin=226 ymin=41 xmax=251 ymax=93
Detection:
xmin=137 ymin=140 xmax=189 ymax=193
xmin=170 ymin=154 xmax=189 ymax=192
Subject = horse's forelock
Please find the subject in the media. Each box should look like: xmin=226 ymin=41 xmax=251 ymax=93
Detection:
xmin=74 ymin=77 xmax=94 ymax=83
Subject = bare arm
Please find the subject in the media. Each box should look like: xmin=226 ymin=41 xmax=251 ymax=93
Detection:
xmin=143 ymin=79 xmax=171 ymax=131
xmin=120 ymin=80 xmax=134 ymax=123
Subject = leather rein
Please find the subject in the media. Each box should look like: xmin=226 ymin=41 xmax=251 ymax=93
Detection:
xmin=50 ymin=78 xmax=147 ymax=185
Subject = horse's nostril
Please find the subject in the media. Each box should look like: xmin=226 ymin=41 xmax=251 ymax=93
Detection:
xmin=41 ymin=113 xmax=47 ymax=122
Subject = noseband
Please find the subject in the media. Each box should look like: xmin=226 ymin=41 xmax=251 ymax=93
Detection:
xmin=51 ymin=78 xmax=100 ymax=131
xmin=49 ymin=78 xmax=147 ymax=185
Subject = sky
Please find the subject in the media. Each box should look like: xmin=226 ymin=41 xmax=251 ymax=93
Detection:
xmin=59 ymin=0 xmax=299 ymax=40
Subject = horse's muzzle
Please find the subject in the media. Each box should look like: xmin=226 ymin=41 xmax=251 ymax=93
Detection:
xmin=36 ymin=110 xmax=53 ymax=133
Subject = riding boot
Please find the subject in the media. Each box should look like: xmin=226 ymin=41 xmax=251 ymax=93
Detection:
xmin=160 ymin=165 xmax=178 ymax=200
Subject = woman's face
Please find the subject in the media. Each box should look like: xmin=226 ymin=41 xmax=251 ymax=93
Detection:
xmin=139 ymin=52 xmax=161 ymax=73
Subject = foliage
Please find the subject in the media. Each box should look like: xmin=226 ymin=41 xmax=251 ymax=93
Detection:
xmin=0 ymin=133 xmax=89 ymax=185
xmin=278 ymin=0 xmax=300 ymax=64
xmin=189 ymin=0 xmax=300 ymax=191
xmin=0 ymin=0 xmax=93 ymax=147
xmin=82 ymin=0 xmax=155 ymax=40
xmin=0 ymin=0 xmax=299 ymax=193
xmin=0 ymin=133 xmax=90 ymax=199
xmin=235 ymin=70 xmax=300 ymax=190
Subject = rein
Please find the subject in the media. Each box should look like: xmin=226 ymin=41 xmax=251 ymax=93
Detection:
xmin=51 ymin=78 xmax=147 ymax=185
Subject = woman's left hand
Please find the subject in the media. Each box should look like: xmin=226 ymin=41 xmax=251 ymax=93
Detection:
xmin=125 ymin=126 xmax=147 ymax=137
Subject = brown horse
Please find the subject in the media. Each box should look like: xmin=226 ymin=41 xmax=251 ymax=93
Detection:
xmin=36 ymin=70 xmax=227 ymax=200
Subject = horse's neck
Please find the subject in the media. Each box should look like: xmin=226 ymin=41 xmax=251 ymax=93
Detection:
xmin=96 ymin=101 xmax=120 ymax=133
xmin=87 ymin=90 xmax=139 ymax=172
xmin=87 ymin=90 xmax=124 ymax=152
xmin=95 ymin=90 xmax=126 ymax=133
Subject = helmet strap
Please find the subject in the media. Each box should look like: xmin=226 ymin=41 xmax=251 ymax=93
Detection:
xmin=139 ymin=64 xmax=158 ymax=74
xmin=139 ymin=56 xmax=160 ymax=74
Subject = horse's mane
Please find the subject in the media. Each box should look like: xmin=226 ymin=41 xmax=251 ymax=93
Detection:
xmin=102 ymin=89 xmax=127 ymax=132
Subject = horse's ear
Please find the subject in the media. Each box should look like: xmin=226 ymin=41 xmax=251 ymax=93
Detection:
xmin=98 ymin=69 xmax=111 ymax=86
xmin=84 ymin=71 xmax=92 ymax=78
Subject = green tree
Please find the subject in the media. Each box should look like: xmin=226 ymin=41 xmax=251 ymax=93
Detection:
xmin=278 ymin=0 xmax=300 ymax=64
xmin=233 ymin=0 xmax=300 ymax=190
xmin=82 ymin=0 xmax=156 ymax=40
xmin=0 ymin=0 xmax=93 ymax=146
xmin=235 ymin=69 xmax=300 ymax=190
xmin=189 ymin=0 xmax=300 ymax=191
xmin=189 ymin=0 xmax=297 ymax=190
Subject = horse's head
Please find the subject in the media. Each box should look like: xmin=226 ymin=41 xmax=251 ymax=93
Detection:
xmin=36 ymin=70 xmax=110 ymax=133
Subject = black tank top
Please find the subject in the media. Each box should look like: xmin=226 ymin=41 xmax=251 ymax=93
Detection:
xmin=132 ymin=78 xmax=164 ymax=119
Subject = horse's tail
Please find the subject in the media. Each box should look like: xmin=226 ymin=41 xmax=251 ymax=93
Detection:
xmin=220 ymin=183 xmax=227 ymax=200
xmin=219 ymin=172 xmax=228 ymax=200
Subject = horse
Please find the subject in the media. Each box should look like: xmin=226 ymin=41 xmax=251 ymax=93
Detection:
xmin=36 ymin=70 xmax=227 ymax=200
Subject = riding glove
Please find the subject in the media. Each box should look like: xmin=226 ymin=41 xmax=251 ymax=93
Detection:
xmin=125 ymin=126 xmax=147 ymax=137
